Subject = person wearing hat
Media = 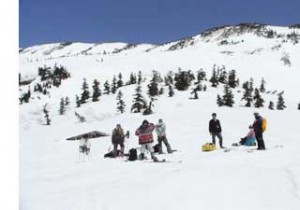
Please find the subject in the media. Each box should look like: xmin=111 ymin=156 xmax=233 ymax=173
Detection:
xmin=135 ymin=120 xmax=157 ymax=161
xmin=252 ymin=111 xmax=266 ymax=150
xmin=239 ymin=125 xmax=256 ymax=146
xmin=155 ymin=119 xmax=172 ymax=154
xmin=209 ymin=113 xmax=224 ymax=148
xmin=112 ymin=124 xmax=125 ymax=156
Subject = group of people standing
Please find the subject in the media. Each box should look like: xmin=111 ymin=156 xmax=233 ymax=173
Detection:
xmin=111 ymin=119 xmax=173 ymax=160
xmin=81 ymin=111 xmax=266 ymax=160
xmin=208 ymin=111 xmax=266 ymax=150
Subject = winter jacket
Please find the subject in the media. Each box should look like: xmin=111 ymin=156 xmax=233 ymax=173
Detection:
xmin=112 ymin=127 xmax=125 ymax=144
xmin=209 ymin=119 xmax=222 ymax=133
xmin=246 ymin=128 xmax=256 ymax=139
xmin=155 ymin=122 xmax=166 ymax=137
xmin=253 ymin=116 xmax=263 ymax=137
xmin=135 ymin=123 xmax=155 ymax=144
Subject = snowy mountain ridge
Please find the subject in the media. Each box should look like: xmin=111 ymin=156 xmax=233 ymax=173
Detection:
xmin=20 ymin=23 xmax=300 ymax=61
xmin=19 ymin=23 xmax=300 ymax=102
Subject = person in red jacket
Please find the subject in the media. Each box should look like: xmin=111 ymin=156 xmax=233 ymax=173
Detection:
xmin=135 ymin=120 xmax=157 ymax=161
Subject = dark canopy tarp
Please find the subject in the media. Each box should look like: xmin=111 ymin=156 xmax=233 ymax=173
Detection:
xmin=66 ymin=130 xmax=109 ymax=140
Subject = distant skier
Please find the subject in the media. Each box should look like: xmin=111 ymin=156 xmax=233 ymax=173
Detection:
xmin=253 ymin=111 xmax=266 ymax=150
xmin=209 ymin=113 xmax=224 ymax=148
xmin=135 ymin=120 xmax=158 ymax=161
xmin=112 ymin=124 xmax=125 ymax=156
xmin=155 ymin=119 xmax=172 ymax=154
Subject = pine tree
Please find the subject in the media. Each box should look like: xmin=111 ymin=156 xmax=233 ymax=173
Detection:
xmin=159 ymin=87 xmax=164 ymax=95
xmin=216 ymin=94 xmax=224 ymax=106
xmin=218 ymin=69 xmax=227 ymax=84
xmin=43 ymin=104 xmax=51 ymax=125
xmin=65 ymin=97 xmax=70 ymax=106
xmin=131 ymin=85 xmax=146 ymax=113
xmin=222 ymin=84 xmax=234 ymax=107
xmin=143 ymin=97 xmax=156 ymax=115
xmin=43 ymin=88 xmax=47 ymax=95
xmin=298 ymin=103 xmax=300 ymax=110
xmin=38 ymin=66 xmax=52 ymax=81
xmin=164 ymin=71 xmax=173 ymax=86
xmin=111 ymin=76 xmax=118 ymax=94
xmin=116 ymin=90 xmax=126 ymax=113
xmin=80 ymin=78 xmax=90 ymax=104
xmin=203 ymin=85 xmax=207 ymax=91
xmin=168 ymin=85 xmax=175 ymax=97
xmin=27 ymin=87 xmax=31 ymax=101
xmin=190 ymin=89 xmax=199 ymax=99
xmin=92 ymin=79 xmax=101 ymax=102
xmin=268 ymin=101 xmax=274 ymax=110
xmin=129 ymin=72 xmax=137 ymax=85
xmin=174 ymin=70 xmax=194 ymax=91
xmin=138 ymin=71 xmax=143 ymax=84
xmin=194 ymin=84 xmax=202 ymax=91
xmin=76 ymin=95 xmax=81 ymax=107
xmin=209 ymin=67 xmax=219 ymax=87
xmin=277 ymin=93 xmax=286 ymax=110
xmin=197 ymin=69 xmax=207 ymax=82
xmin=249 ymin=78 xmax=254 ymax=92
xmin=253 ymin=88 xmax=264 ymax=108
xmin=242 ymin=81 xmax=253 ymax=107
xmin=148 ymin=72 xmax=159 ymax=96
xmin=104 ymin=80 xmax=110 ymax=94
xmin=59 ymin=98 xmax=66 ymax=115
xmin=260 ymin=78 xmax=266 ymax=93
xmin=228 ymin=70 xmax=239 ymax=88
xmin=117 ymin=73 xmax=124 ymax=88
xmin=75 ymin=111 xmax=86 ymax=122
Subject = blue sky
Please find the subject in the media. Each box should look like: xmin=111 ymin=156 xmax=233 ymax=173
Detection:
xmin=20 ymin=0 xmax=300 ymax=47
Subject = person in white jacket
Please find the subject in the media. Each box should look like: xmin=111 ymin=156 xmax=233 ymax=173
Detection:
xmin=155 ymin=119 xmax=172 ymax=154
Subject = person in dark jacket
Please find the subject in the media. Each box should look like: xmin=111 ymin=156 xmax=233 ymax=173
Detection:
xmin=112 ymin=124 xmax=125 ymax=156
xmin=252 ymin=112 xmax=266 ymax=150
xmin=209 ymin=113 xmax=224 ymax=148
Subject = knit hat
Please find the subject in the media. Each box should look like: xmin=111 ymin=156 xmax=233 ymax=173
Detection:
xmin=142 ymin=120 xmax=149 ymax=126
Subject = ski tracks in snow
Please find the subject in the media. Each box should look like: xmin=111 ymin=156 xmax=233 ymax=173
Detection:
xmin=285 ymin=167 xmax=300 ymax=201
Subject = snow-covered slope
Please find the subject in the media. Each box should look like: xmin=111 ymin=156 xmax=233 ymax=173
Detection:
xmin=19 ymin=23 xmax=300 ymax=210
xmin=20 ymin=24 xmax=300 ymax=98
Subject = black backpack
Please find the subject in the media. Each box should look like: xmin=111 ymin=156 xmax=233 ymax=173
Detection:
xmin=128 ymin=148 xmax=137 ymax=161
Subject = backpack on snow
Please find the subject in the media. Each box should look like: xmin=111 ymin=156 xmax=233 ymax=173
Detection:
xmin=202 ymin=143 xmax=216 ymax=152
xmin=262 ymin=118 xmax=267 ymax=132
xmin=128 ymin=148 xmax=138 ymax=161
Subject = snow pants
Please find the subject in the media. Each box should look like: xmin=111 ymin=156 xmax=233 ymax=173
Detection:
xmin=157 ymin=136 xmax=172 ymax=154
xmin=255 ymin=132 xmax=266 ymax=150
xmin=112 ymin=137 xmax=125 ymax=155
xmin=139 ymin=143 xmax=156 ymax=160
xmin=212 ymin=132 xmax=223 ymax=148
